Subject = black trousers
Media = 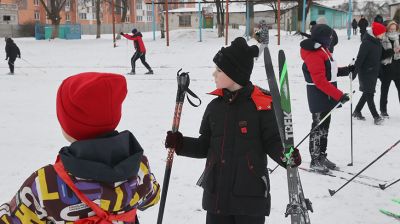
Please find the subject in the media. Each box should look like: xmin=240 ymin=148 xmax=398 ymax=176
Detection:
xmin=8 ymin=57 xmax=16 ymax=73
xmin=380 ymin=78 xmax=400 ymax=113
xmin=206 ymin=212 xmax=265 ymax=224
xmin=309 ymin=111 xmax=331 ymax=160
xmin=131 ymin=51 xmax=151 ymax=72
xmin=360 ymin=30 xmax=366 ymax=41
xmin=353 ymin=28 xmax=357 ymax=35
xmin=355 ymin=92 xmax=379 ymax=118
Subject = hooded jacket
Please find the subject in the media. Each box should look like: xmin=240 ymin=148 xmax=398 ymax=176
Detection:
xmin=5 ymin=38 xmax=20 ymax=59
xmin=122 ymin=32 xmax=146 ymax=53
xmin=300 ymin=39 xmax=347 ymax=113
xmin=0 ymin=131 xmax=160 ymax=223
xmin=176 ymin=83 xmax=285 ymax=216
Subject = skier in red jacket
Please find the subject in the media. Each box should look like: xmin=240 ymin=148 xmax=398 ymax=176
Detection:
xmin=121 ymin=28 xmax=154 ymax=75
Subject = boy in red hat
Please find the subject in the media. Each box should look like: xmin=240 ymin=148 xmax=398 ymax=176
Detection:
xmin=164 ymin=37 xmax=301 ymax=224
xmin=353 ymin=22 xmax=387 ymax=125
xmin=0 ymin=72 xmax=160 ymax=223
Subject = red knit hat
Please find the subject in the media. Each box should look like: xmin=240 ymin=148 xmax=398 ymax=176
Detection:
xmin=56 ymin=72 xmax=127 ymax=140
xmin=372 ymin=22 xmax=386 ymax=36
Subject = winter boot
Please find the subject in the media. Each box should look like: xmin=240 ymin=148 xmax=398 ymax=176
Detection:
xmin=145 ymin=70 xmax=154 ymax=75
xmin=381 ymin=111 xmax=389 ymax=118
xmin=310 ymin=157 xmax=330 ymax=173
xmin=374 ymin=116 xmax=384 ymax=125
xmin=127 ymin=69 xmax=135 ymax=75
xmin=320 ymin=153 xmax=336 ymax=170
xmin=352 ymin=111 xmax=366 ymax=120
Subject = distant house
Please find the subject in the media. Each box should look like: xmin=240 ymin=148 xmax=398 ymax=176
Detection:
xmin=0 ymin=3 xmax=18 ymax=25
xmin=283 ymin=2 xmax=348 ymax=31
xmin=164 ymin=3 xmax=282 ymax=31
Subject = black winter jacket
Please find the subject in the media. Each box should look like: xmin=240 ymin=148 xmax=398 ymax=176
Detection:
xmin=355 ymin=32 xmax=383 ymax=93
xmin=381 ymin=38 xmax=400 ymax=81
xmin=5 ymin=38 xmax=20 ymax=59
xmin=177 ymin=83 xmax=285 ymax=216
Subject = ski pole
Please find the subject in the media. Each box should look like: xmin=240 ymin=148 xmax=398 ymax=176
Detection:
xmin=157 ymin=69 xmax=201 ymax=224
xmin=348 ymin=58 xmax=355 ymax=166
xmin=329 ymin=139 xmax=400 ymax=196
xmin=379 ymin=178 xmax=400 ymax=190
xmin=269 ymin=100 xmax=344 ymax=174
xmin=20 ymin=57 xmax=47 ymax=74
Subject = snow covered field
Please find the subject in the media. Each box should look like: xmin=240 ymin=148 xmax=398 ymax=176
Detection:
xmin=0 ymin=28 xmax=399 ymax=224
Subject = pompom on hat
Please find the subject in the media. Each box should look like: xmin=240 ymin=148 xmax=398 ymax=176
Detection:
xmin=56 ymin=72 xmax=127 ymax=141
xmin=213 ymin=37 xmax=259 ymax=86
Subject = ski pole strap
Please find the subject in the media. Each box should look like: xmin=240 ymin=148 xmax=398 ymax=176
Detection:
xmin=185 ymin=87 xmax=201 ymax=107
xmin=53 ymin=156 xmax=137 ymax=224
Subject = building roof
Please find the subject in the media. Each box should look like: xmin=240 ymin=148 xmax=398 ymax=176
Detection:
xmin=166 ymin=3 xmax=291 ymax=13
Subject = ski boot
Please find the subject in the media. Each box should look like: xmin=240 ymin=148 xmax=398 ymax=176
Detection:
xmin=320 ymin=153 xmax=336 ymax=170
xmin=374 ymin=116 xmax=384 ymax=125
xmin=145 ymin=70 xmax=154 ymax=75
xmin=310 ymin=157 xmax=330 ymax=173
xmin=352 ymin=111 xmax=366 ymax=120
xmin=381 ymin=111 xmax=389 ymax=118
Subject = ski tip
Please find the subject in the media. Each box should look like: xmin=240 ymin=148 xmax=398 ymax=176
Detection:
xmin=328 ymin=189 xmax=336 ymax=196
xmin=379 ymin=184 xmax=386 ymax=190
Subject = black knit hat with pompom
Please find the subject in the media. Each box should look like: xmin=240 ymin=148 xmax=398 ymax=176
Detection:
xmin=213 ymin=37 xmax=259 ymax=86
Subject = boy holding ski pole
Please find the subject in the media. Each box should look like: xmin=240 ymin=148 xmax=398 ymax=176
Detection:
xmin=164 ymin=37 xmax=301 ymax=224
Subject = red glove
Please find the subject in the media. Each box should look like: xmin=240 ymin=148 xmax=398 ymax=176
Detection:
xmin=165 ymin=131 xmax=183 ymax=153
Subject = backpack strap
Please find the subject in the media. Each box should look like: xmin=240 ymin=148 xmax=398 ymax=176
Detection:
xmin=53 ymin=156 xmax=137 ymax=224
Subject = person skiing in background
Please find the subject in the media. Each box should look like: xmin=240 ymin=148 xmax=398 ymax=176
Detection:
xmin=254 ymin=19 xmax=269 ymax=57
xmin=164 ymin=37 xmax=301 ymax=224
xmin=121 ymin=28 xmax=154 ymax=75
xmin=353 ymin=22 xmax=388 ymax=125
xmin=358 ymin=15 xmax=369 ymax=41
xmin=352 ymin=18 xmax=358 ymax=35
xmin=0 ymin=72 xmax=160 ymax=223
xmin=379 ymin=20 xmax=400 ymax=118
xmin=4 ymin=37 xmax=20 ymax=75
xmin=300 ymin=24 xmax=354 ymax=173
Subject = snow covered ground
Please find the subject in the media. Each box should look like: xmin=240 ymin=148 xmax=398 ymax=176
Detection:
xmin=0 ymin=28 xmax=399 ymax=224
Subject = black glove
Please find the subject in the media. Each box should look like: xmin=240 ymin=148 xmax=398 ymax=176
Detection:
xmin=339 ymin=93 xmax=350 ymax=104
xmin=5 ymin=57 xmax=8 ymax=60
xmin=165 ymin=131 xmax=183 ymax=153
xmin=283 ymin=148 xmax=302 ymax=168
xmin=120 ymin=32 xmax=124 ymax=35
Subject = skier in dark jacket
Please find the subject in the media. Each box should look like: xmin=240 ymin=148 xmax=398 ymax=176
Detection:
xmin=4 ymin=37 xmax=20 ymax=75
xmin=358 ymin=15 xmax=369 ymax=41
xmin=165 ymin=37 xmax=301 ymax=224
xmin=353 ymin=22 xmax=388 ymax=125
xmin=352 ymin=19 xmax=358 ymax=35
xmin=379 ymin=20 xmax=400 ymax=118
xmin=121 ymin=28 xmax=153 ymax=75
xmin=300 ymin=24 xmax=353 ymax=173
xmin=0 ymin=72 xmax=160 ymax=223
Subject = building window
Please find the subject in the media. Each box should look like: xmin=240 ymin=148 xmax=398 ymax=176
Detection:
xmin=147 ymin=15 xmax=152 ymax=21
xmin=3 ymin=15 xmax=11 ymax=22
xmin=318 ymin=9 xmax=325 ymax=15
xmin=146 ymin=4 xmax=152 ymax=11
xmin=66 ymin=13 xmax=70 ymax=21
xmin=34 ymin=0 xmax=39 ymax=6
xmin=34 ymin=11 xmax=40 ymax=20
xmin=136 ymin=3 xmax=142 ymax=10
xmin=79 ymin=13 xmax=87 ymax=19
xmin=136 ymin=15 xmax=142 ymax=21
xmin=179 ymin=15 xmax=191 ymax=27
xmin=125 ymin=15 xmax=130 ymax=22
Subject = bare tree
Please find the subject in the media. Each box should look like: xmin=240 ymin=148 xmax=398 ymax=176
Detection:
xmin=215 ymin=0 xmax=225 ymax=37
xmin=362 ymin=1 xmax=380 ymax=22
xmin=39 ymin=0 xmax=67 ymax=38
